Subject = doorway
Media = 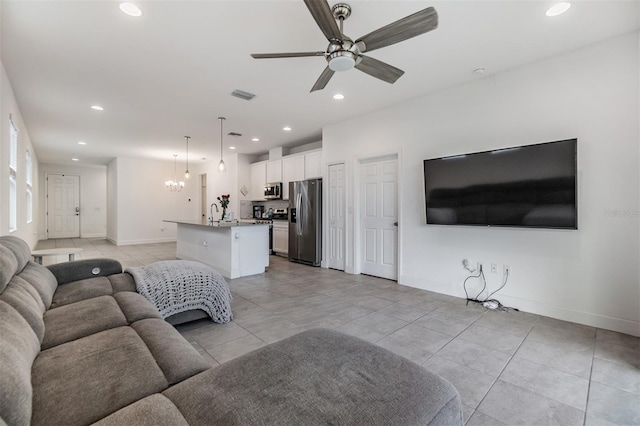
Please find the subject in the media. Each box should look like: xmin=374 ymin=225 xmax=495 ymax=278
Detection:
xmin=47 ymin=174 xmax=80 ymax=238
xmin=359 ymin=156 xmax=398 ymax=280
xmin=328 ymin=163 xmax=346 ymax=270
xmin=200 ymin=173 xmax=207 ymax=221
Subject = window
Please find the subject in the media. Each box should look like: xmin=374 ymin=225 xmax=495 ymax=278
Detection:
xmin=9 ymin=116 xmax=18 ymax=232
xmin=26 ymin=149 xmax=33 ymax=223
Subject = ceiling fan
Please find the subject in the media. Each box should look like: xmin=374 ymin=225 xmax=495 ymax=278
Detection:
xmin=251 ymin=1 xmax=438 ymax=92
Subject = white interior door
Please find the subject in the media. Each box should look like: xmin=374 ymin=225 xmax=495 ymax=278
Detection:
xmin=47 ymin=174 xmax=80 ymax=238
xmin=328 ymin=163 xmax=346 ymax=270
xmin=360 ymin=158 xmax=398 ymax=280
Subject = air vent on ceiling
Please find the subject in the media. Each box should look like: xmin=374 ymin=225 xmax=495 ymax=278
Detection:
xmin=227 ymin=132 xmax=242 ymax=137
xmin=231 ymin=89 xmax=256 ymax=101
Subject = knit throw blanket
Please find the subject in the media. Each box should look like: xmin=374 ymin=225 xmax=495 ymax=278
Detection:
xmin=127 ymin=260 xmax=233 ymax=323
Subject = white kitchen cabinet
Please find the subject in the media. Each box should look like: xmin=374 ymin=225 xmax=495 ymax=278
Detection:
xmin=250 ymin=161 xmax=267 ymax=201
xmin=272 ymin=220 xmax=289 ymax=255
xmin=304 ymin=150 xmax=322 ymax=179
xmin=282 ymin=155 xmax=305 ymax=200
xmin=266 ymin=159 xmax=282 ymax=183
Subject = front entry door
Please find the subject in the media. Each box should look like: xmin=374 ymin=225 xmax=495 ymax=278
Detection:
xmin=360 ymin=157 xmax=398 ymax=280
xmin=47 ymin=174 xmax=80 ymax=238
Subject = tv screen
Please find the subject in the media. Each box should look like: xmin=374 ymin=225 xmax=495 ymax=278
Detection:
xmin=423 ymin=139 xmax=577 ymax=229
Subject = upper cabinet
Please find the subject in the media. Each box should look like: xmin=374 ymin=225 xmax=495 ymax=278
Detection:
xmin=250 ymin=149 xmax=322 ymax=201
xmin=266 ymin=160 xmax=282 ymax=183
xmin=282 ymin=155 xmax=305 ymax=200
xmin=250 ymin=161 xmax=267 ymax=201
xmin=304 ymin=151 xmax=322 ymax=179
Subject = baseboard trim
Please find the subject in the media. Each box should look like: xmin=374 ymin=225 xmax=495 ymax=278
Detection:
xmin=80 ymin=233 xmax=107 ymax=239
xmin=399 ymin=274 xmax=640 ymax=337
xmin=111 ymin=237 xmax=177 ymax=246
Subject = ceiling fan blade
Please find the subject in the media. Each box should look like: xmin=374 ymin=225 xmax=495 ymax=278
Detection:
xmin=251 ymin=52 xmax=325 ymax=59
xmin=356 ymin=7 xmax=438 ymax=53
xmin=310 ymin=66 xmax=335 ymax=92
xmin=355 ymin=56 xmax=404 ymax=84
xmin=303 ymin=0 xmax=342 ymax=41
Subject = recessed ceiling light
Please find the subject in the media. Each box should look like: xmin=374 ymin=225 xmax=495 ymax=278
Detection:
xmin=546 ymin=2 xmax=571 ymax=17
xmin=473 ymin=67 xmax=486 ymax=75
xmin=252 ymin=138 xmax=259 ymax=142
xmin=229 ymin=146 xmax=236 ymax=150
xmin=90 ymin=105 xmax=104 ymax=111
xmin=78 ymin=141 xmax=87 ymax=145
xmin=119 ymin=2 xmax=142 ymax=17
xmin=71 ymin=157 xmax=79 ymax=161
xmin=333 ymin=93 xmax=345 ymax=100
xmin=283 ymin=126 xmax=292 ymax=131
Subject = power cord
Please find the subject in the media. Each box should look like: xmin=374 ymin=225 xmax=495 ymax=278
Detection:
xmin=463 ymin=267 xmax=516 ymax=311
xmin=463 ymin=266 xmax=482 ymax=303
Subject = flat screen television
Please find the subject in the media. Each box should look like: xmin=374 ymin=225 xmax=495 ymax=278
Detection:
xmin=423 ymin=139 xmax=577 ymax=229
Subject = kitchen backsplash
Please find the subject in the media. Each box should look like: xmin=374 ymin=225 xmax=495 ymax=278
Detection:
xmin=240 ymin=199 xmax=289 ymax=219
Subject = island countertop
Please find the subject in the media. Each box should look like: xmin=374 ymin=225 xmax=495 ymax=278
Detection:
xmin=165 ymin=219 xmax=270 ymax=279
xmin=163 ymin=219 xmax=269 ymax=228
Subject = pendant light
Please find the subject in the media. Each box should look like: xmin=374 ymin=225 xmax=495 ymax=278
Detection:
xmin=165 ymin=154 xmax=185 ymax=191
xmin=218 ymin=117 xmax=226 ymax=172
xmin=184 ymin=136 xmax=191 ymax=180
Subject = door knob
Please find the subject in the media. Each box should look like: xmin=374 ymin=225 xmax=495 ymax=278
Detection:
xmin=393 ymin=222 xmax=398 ymax=227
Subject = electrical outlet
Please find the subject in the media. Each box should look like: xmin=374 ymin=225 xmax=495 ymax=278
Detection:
xmin=491 ymin=263 xmax=497 ymax=273
xmin=504 ymin=264 xmax=510 ymax=275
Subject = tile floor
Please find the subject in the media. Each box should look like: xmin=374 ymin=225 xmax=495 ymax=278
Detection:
xmin=38 ymin=238 xmax=640 ymax=426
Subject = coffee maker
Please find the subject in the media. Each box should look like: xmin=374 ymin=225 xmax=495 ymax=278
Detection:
xmin=253 ymin=205 xmax=264 ymax=219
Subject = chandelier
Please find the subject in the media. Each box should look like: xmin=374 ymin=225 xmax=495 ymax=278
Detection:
xmin=166 ymin=154 xmax=185 ymax=191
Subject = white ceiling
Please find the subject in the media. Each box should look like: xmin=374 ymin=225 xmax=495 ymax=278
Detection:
xmin=2 ymin=1 xmax=638 ymax=167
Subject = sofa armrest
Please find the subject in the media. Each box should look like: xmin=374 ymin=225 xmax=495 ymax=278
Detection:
xmin=47 ymin=258 xmax=123 ymax=285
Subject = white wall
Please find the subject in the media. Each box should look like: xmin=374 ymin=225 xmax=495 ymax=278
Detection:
xmin=203 ymin=153 xmax=253 ymax=222
xmin=105 ymin=154 xmax=251 ymax=245
xmin=109 ymin=156 xmax=198 ymax=245
xmin=38 ymin=164 xmax=107 ymax=239
xmin=0 ymin=61 xmax=40 ymax=247
xmin=106 ymin=158 xmax=118 ymax=242
xmin=323 ymin=33 xmax=639 ymax=336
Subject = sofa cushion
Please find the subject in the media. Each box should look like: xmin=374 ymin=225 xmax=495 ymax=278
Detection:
xmin=15 ymin=262 xmax=58 ymax=309
xmin=42 ymin=295 xmax=128 ymax=349
xmin=50 ymin=276 xmax=113 ymax=308
xmin=0 ymin=301 xmax=41 ymax=426
xmin=92 ymin=394 xmax=190 ymax=426
xmin=163 ymin=328 xmax=463 ymax=426
xmin=0 ymin=245 xmax=18 ymax=293
xmin=0 ymin=276 xmax=46 ymax=342
xmin=132 ymin=319 xmax=210 ymax=385
xmin=114 ymin=292 xmax=162 ymax=323
xmin=0 ymin=236 xmax=31 ymax=274
xmin=32 ymin=326 xmax=169 ymax=426
xmin=109 ymin=272 xmax=137 ymax=293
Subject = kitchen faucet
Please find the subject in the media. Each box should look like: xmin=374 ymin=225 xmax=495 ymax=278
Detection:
xmin=209 ymin=203 xmax=219 ymax=223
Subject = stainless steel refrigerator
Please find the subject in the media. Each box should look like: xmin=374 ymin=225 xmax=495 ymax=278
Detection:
xmin=289 ymin=178 xmax=322 ymax=266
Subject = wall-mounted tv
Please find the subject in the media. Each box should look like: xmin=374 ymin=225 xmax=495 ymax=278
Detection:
xmin=423 ymin=139 xmax=577 ymax=229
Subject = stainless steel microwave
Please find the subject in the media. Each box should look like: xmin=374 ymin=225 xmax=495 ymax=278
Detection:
xmin=264 ymin=182 xmax=282 ymax=199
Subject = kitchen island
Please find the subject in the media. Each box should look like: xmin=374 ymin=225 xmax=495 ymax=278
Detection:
xmin=164 ymin=220 xmax=269 ymax=279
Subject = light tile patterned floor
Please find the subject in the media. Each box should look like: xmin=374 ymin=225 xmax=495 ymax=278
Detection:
xmin=38 ymin=238 xmax=640 ymax=426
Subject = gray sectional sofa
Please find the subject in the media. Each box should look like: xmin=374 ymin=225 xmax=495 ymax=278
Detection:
xmin=0 ymin=235 xmax=463 ymax=426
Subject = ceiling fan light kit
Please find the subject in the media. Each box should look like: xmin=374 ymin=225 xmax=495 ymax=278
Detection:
xmin=251 ymin=1 xmax=438 ymax=92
